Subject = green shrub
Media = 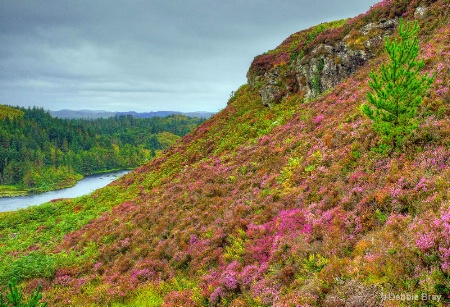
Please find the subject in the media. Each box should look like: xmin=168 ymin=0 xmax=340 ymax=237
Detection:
xmin=0 ymin=279 xmax=47 ymax=307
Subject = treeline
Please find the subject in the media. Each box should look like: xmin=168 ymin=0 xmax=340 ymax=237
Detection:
xmin=0 ymin=106 xmax=205 ymax=192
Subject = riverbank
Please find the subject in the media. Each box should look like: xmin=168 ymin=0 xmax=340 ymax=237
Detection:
xmin=0 ymin=174 xmax=83 ymax=198
xmin=0 ymin=168 xmax=133 ymax=198
xmin=0 ymin=185 xmax=28 ymax=197
xmin=0 ymin=170 xmax=130 ymax=212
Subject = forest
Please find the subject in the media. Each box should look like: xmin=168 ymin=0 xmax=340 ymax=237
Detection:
xmin=0 ymin=106 xmax=206 ymax=194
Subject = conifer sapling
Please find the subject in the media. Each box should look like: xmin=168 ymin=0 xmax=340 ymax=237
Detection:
xmin=361 ymin=18 xmax=434 ymax=151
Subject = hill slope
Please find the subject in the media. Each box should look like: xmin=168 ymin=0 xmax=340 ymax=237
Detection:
xmin=0 ymin=0 xmax=449 ymax=306
xmin=0 ymin=105 xmax=23 ymax=120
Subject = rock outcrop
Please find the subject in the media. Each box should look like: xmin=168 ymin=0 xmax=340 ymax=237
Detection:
xmin=247 ymin=18 xmax=398 ymax=106
xmin=294 ymin=42 xmax=369 ymax=99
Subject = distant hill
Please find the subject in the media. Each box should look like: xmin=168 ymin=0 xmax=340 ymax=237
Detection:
xmin=116 ymin=111 xmax=215 ymax=119
xmin=0 ymin=105 xmax=24 ymax=120
xmin=49 ymin=109 xmax=114 ymax=119
xmin=50 ymin=109 xmax=215 ymax=119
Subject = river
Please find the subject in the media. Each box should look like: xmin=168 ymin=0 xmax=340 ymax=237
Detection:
xmin=0 ymin=170 xmax=130 ymax=212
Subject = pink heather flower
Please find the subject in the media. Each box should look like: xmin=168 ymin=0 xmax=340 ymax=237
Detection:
xmin=119 ymin=237 xmax=131 ymax=249
xmin=441 ymin=210 xmax=450 ymax=223
xmin=260 ymin=173 xmax=270 ymax=188
xmin=210 ymin=286 xmax=225 ymax=306
xmin=350 ymin=172 xmax=365 ymax=182
xmin=322 ymin=210 xmax=333 ymax=223
xmin=385 ymin=213 xmax=408 ymax=226
xmin=414 ymin=177 xmax=428 ymax=192
xmin=313 ymin=115 xmax=325 ymax=125
xmin=416 ymin=234 xmax=435 ymax=250
xmin=93 ymin=262 xmax=102 ymax=271
xmin=251 ymin=280 xmax=279 ymax=305
xmin=76 ymin=277 xmax=86 ymax=287
xmin=189 ymin=234 xmax=198 ymax=245
xmin=389 ymin=187 xmax=402 ymax=198
xmin=351 ymin=186 xmax=364 ymax=194
xmin=364 ymin=254 xmax=378 ymax=263
xmin=436 ymin=86 xmax=449 ymax=97
xmin=259 ymin=135 xmax=271 ymax=145
xmin=411 ymin=207 xmax=450 ymax=273
xmin=436 ymin=63 xmax=446 ymax=72
xmin=439 ymin=247 xmax=450 ymax=272
xmin=130 ymin=268 xmax=152 ymax=282
xmin=55 ymin=275 xmax=72 ymax=286
xmin=240 ymin=265 xmax=259 ymax=288
xmin=302 ymin=223 xmax=312 ymax=234
xmin=220 ymin=271 xmax=239 ymax=291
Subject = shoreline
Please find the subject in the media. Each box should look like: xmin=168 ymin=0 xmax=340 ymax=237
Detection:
xmin=0 ymin=168 xmax=133 ymax=199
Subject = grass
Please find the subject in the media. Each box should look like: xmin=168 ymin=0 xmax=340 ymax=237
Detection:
xmin=0 ymin=190 xmax=128 ymax=287
xmin=0 ymin=185 xmax=28 ymax=197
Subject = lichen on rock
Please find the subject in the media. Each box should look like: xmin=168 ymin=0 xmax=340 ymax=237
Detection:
xmin=247 ymin=18 xmax=398 ymax=106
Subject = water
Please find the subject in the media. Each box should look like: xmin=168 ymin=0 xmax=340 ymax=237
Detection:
xmin=0 ymin=170 xmax=130 ymax=212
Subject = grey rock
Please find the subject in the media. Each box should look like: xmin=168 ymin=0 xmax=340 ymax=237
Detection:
xmin=258 ymin=67 xmax=294 ymax=106
xmin=295 ymin=42 xmax=368 ymax=99
xmin=248 ymin=18 xmax=397 ymax=106
xmin=414 ymin=6 xmax=428 ymax=19
xmin=259 ymin=85 xmax=284 ymax=107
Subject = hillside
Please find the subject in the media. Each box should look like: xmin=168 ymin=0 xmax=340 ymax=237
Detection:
xmin=0 ymin=105 xmax=23 ymax=120
xmin=0 ymin=0 xmax=449 ymax=306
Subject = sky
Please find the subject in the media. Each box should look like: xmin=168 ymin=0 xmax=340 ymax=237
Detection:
xmin=0 ymin=0 xmax=380 ymax=113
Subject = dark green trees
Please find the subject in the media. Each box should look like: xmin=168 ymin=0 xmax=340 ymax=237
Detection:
xmin=361 ymin=18 xmax=434 ymax=151
xmin=0 ymin=108 xmax=206 ymax=191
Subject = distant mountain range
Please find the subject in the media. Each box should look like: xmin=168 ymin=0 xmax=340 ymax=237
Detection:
xmin=49 ymin=109 xmax=215 ymax=119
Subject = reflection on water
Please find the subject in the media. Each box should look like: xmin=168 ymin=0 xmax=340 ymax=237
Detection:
xmin=0 ymin=170 xmax=130 ymax=212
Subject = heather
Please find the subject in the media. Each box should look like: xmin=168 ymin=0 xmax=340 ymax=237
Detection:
xmin=0 ymin=0 xmax=449 ymax=306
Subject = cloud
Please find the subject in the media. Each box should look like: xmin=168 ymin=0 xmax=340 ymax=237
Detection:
xmin=0 ymin=0 xmax=379 ymax=112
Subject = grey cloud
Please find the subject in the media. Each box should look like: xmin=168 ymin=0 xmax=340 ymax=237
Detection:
xmin=0 ymin=0 xmax=379 ymax=112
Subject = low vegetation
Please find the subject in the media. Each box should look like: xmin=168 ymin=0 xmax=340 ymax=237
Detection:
xmin=0 ymin=0 xmax=449 ymax=305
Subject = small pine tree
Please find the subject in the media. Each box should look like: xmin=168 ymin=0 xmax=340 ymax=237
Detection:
xmin=0 ymin=279 xmax=47 ymax=307
xmin=361 ymin=18 xmax=434 ymax=151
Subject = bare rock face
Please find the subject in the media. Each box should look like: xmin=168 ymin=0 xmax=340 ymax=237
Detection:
xmin=360 ymin=18 xmax=398 ymax=36
xmin=259 ymin=68 xmax=284 ymax=106
xmin=259 ymin=85 xmax=284 ymax=107
xmin=414 ymin=6 xmax=428 ymax=18
xmin=247 ymin=18 xmax=398 ymax=107
xmin=253 ymin=66 xmax=298 ymax=107
xmin=295 ymin=18 xmax=397 ymax=100
xmin=295 ymin=42 xmax=368 ymax=99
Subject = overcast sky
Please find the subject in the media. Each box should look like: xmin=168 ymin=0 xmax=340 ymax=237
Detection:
xmin=0 ymin=0 xmax=379 ymax=112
